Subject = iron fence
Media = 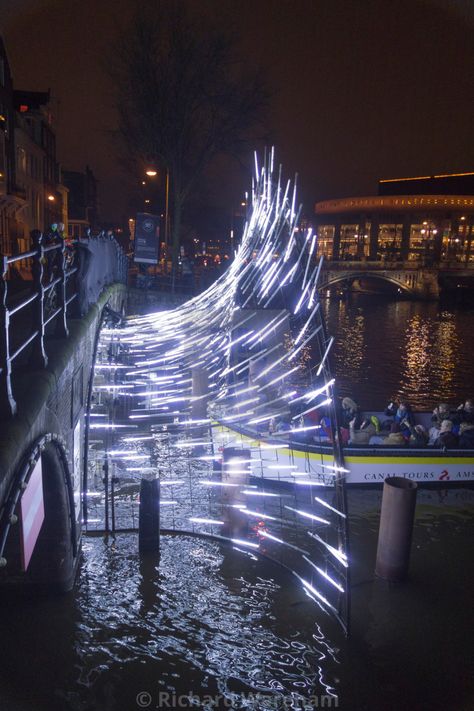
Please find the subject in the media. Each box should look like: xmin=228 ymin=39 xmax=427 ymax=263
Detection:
xmin=0 ymin=231 xmax=128 ymax=417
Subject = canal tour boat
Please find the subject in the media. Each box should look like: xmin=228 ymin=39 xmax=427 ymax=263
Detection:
xmin=211 ymin=413 xmax=474 ymax=487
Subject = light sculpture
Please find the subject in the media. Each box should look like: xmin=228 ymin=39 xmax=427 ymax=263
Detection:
xmin=86 ymin=149 xmax=350 ymax=635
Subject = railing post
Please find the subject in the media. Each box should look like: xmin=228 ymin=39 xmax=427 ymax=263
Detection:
xmin=55 ymin=239 xmax=69 ymax=338
xmin=0 ymin=254 xmax=17 ymax=417
xmin=29 ymin=230 xmax=48 ymax=369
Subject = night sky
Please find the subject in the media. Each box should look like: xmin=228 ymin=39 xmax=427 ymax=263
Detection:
xmin=2 ymin=0 xmax=474 ymax=223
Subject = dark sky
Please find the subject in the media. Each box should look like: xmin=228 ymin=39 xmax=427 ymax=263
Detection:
xmin=2 ymin=0 xmax=474 ymax=223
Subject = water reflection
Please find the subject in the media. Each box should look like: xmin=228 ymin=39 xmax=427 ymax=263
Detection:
xmin=323 ymin=296 xmax=474 ymax=409
xmin=66 ymin=536 xmax=339 ymax=710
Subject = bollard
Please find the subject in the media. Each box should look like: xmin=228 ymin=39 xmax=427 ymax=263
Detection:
xmin=191 ymin=366 xmax=209 ymax=420
xmin=138 ymin=478 xmax=160 ymax=553
xmin=375 ymin=476 xmax=418 ymax=581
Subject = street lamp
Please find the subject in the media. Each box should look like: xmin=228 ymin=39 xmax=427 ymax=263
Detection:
xmin=145 ymin=168 xmax=170 ymax=271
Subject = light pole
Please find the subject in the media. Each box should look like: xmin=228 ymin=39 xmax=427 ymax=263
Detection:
xmin=146 ymin=168 xmax=170 ymax=273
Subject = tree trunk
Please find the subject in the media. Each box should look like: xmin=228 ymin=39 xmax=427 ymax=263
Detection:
xmin=171 ymin=194 xmax=182 ymax=292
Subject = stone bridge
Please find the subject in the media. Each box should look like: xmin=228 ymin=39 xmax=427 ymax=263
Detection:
xmin=318 ymin=260 xmax=474 ymax=299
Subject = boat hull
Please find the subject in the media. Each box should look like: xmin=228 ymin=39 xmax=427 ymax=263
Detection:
xmin=212 ymin=422 xmax=474 ymax=486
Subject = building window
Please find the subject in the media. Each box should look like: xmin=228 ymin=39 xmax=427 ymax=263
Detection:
xmin=339 ymin=224 xmax=368 ymax=260
xmin=378 ymin=224 xmax=402 ymax=260
xmin=442 ymin=221 xmax=472 ymax=262
xmin=408 ymin=221 xmax=437 ymax=261
xmin=316 ymin=225 xmax=334 ymax=258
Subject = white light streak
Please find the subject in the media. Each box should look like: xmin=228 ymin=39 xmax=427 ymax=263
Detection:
xmin=314 ymin=497 xmax=346 ymax=519
xmin=285 ymin=505 xmax=330 ymax=525
xmin=231 ymin=538 xmax=259 ymax=549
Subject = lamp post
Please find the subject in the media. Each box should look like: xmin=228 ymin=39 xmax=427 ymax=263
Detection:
xmin=146 ymin=168 xmax=170 ymax=273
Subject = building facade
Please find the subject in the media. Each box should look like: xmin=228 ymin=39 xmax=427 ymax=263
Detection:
xmin=13 ymin=89 xmax=66 ymax=246
xmin=63 ymin=166 xmax=99 ymax=239
xmin=314 ymin=173 xmax=474 ymax=265
xmin=0 ymin=38 xmax=26 ymax=254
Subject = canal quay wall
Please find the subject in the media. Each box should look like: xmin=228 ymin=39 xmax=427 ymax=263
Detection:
xmin=127 ymin=286 xmax=189 ymax=314
xmin=0 ymin=283 xmax=126 ymax=594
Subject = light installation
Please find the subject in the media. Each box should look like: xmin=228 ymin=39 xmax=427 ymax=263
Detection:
xmin=85 ymin=150 xmax=350 ymax=634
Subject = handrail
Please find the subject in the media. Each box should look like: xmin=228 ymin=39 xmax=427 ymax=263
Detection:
xmin=7 ymin=250 xmax=37 ymax=264
xmin=0 ymin=230 xmax=128 ymax=417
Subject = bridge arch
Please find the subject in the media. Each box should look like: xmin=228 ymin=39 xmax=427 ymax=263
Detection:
xmin=321 ymin=271 xmax=414 ymax=294
xmin=0 ymin=434 xmax=78 ymax=594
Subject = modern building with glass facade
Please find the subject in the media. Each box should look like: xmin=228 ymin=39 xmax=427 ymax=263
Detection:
xmin=314 ymin=173 xmax=474 ymax=265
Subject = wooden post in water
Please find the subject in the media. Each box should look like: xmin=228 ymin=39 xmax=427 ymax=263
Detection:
xmin=375 ymin=477 xmax=418 ymax=581
xmin=139 ymin=478 xmax=160 ymax=553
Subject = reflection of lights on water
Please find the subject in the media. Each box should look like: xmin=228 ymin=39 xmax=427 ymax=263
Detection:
xmin=298 ymin=576 xmax=336 ymax=612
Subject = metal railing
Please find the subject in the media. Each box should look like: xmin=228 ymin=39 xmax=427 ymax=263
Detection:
xmin=0 ymin=230 xmax=128 ymax=418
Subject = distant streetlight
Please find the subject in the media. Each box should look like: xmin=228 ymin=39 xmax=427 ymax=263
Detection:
xmin=146 ymin=169 xmax=157 ymax=177
xmin=47 ymin=194 xmax=55 ymax=201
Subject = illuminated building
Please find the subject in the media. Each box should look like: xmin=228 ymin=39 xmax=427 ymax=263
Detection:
xmin=314 ymin=172 xmax=474 ymax=264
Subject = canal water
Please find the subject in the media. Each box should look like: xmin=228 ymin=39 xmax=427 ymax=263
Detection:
xmin=0 ymin=296 xmax=473 ymax=710
xmin=322 ymin=294 xmax=474 ymax=410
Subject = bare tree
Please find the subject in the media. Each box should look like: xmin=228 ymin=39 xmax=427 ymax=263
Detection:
xmin=110 ymin=1 xmax=269 ymax=279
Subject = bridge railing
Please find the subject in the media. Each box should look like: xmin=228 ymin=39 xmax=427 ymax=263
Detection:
xmin=0 ymin=231 xmax=128 ymax=418
xmin=320 ymin=258 xmax=474 ymax=271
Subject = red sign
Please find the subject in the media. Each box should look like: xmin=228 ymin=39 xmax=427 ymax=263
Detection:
xmin=20 ymin=458 xmax=45 ymax=571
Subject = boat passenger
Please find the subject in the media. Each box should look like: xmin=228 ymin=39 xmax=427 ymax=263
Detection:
xmin=432 ymin=420 xmax=458 ymax=449
xmin=395 ymin=400 xmax=415 ymax=428
xmin=455 ymin=399 xmax=474 ymax=425
xmin=385 ymin=398 xmax=414 ymax=435
xmin=384 ymin=398 xmax=399 ymax=417
xmin=348 ymin=418 xmax=376 ymax=445
xmin=458 ymin=422 xmax=474 ymax=449
xmin=432 ymin=403 xmax=452 ymax=426
xmin=340 ymin=397 xmax=362 ymax=429
xmin=381 ymin=423 xmax=407 ymax=446
xmin=407 ymin=423 xmax=429 ymax=447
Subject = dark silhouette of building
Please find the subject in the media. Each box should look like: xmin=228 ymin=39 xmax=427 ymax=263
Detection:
xmin=63 ymin=166 xmax=99 ymax=238
xmin=0 ymin=38 xmax=25 ymax=254
xmin=13 ymin=89 xmax=66 ymax=237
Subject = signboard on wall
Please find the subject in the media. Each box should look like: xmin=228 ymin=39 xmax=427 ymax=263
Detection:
xmin=20 ymin=458 xmax=45 ymax=571
xmin=72 ymin=417 xmax=83 ymax=523
xmin=134 ymin=212 xmax=160 ymax=264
